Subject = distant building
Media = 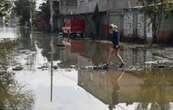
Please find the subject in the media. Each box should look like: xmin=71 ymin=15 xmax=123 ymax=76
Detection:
xmin=122 ymin=0 xmax=173 ymax=43
xmin=59 ymin=0 xmax=173 ymax=43
xmin=59 ymin=0 xmax=139 ymax=39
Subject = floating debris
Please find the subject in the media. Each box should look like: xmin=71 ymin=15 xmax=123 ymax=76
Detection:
xmin=56 ymin=44 xmax=65 ymax=47
xmin=37 ymin=65 xmax=48 ymax=70
xmin=53 ymin=66 xmax=58 ymax=70
xmin=144 ymin=59 xmax=173 ymax=69
xmin=70 ymin=65 xmax=76 ymax=68
xmin=12 ymin=66 xmax=23 ymax=71
xmin=145 ymin=61 xmax=158 ymax=65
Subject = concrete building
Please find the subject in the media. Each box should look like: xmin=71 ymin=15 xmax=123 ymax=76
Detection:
xmin=59 ymin=0 xmax=138 ymax=15
xmin=58 ymin=0 xmax=173 ymax=43
xmin=58 ymin=0 xmax=140 ymax=39
xmin=122 ymin=0 xmax=173 ymax=43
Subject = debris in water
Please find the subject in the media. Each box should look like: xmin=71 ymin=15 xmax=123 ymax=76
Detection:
xmin=12 ymin=66 xmax=23 ymax=71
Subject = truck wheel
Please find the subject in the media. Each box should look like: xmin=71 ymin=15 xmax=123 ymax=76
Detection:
xmin=80 ymin=33 xmax=84 ymax=38
xmin=69 ymin=33 xmax=75 ymax=39
xmin=63 ymin=33 xmax=67 ymax=37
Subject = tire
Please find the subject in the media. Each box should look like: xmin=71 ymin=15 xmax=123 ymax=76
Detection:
xmin=80 ymin=33 xmax=84 ymax=38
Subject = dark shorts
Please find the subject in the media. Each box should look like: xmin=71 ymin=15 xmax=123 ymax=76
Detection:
xmin=112 ymin=44 xmax=120 ymax=49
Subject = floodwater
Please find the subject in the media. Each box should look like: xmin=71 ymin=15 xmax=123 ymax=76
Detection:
xmin=0 ymin=27 xmax=173 ymax=110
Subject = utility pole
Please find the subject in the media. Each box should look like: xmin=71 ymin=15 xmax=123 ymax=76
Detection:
xmin=49 ymin=0 xmax=54 ymax=102
xmin=30 ymin=0 xmax=33 ymax=47
xmin=49 ymin=0 xmax=54 ymax=32
xmin=30 ymin=0 xmax=33 ymax=30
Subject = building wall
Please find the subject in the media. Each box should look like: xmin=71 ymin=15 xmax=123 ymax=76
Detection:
xmin=122 ymin=9 xmax=173 ymax=43
xmin=59 ymin=0 xmax=78 ymax=15
xmin=59 ymin=0 xmax=139 ymax=14
xmin=123 ymin=11 xmax=134 ymax=38
xmin=59 ymin=0 xmax=173 ymax=43
xmin=83 ymin=15 xmax=96 ymax=36
xmin=59 ymin=0 xmax=96 ymax=14
xmin=109 ymin=13 xmax=124 ymax=33
xmin=157 ymin=14 xmax=173 ymax=43
xmin=109 ymin=0 xmax=139 ymax=11
xmin=122 ymin=10 xmax=153 ymax=42
xmin=59 ymin=0 xmax=139 ymax=36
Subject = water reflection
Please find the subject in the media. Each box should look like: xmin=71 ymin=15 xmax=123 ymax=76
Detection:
xmin=31 ymin=35 xmax=154 ymax=69
xmin=1 ymin=27 xmax=173 ymax=110
xmin=30 ymin=34 xmax=173 ymax=110
xmin=0 ymin=27 xmax=17 ymax=40
xmin=136 ymin=69 xmax=173 ymax=110
xmin=0 ymin=40 xmax=34 ymax=110
xmin=50 ymin=36 xmax=55 ymax=102
xmin=0 ymin=70 xmax=34 ymax=110
xmin=78 ymin=70 xmax=124 ymax=110
xmin=16 ymin=27 xmax=33 ymax=49
xmin=32 ymin=33 xmax=61 ymax=62
xmin=79 ymin=69 xmax=132 ymax=110
xmin=78 ymin=68 xmax=173 ymax=110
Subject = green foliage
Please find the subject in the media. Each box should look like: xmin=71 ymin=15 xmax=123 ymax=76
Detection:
xmin=0 ymin=0 xmax=12 ymax=16
xmin=138 ymin=0 xmax=172 ymax=44
xmin=35 ymin=0 xmax=60 ymax=32
xmin=138 ymin=0 xmax=172 ymax=14
xmin=14 ymin=0 xmax=36 ymax=26
xmin=0 ymin=40 xmax=34 ymax=110
xmin=0 ymin=0 xmax=13 ymax=24
xmin=38 ymin=1 xmax=50 ymax=25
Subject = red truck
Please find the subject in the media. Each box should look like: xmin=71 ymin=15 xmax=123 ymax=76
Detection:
xmin=62 ymin=18 xmax=85 ymax=38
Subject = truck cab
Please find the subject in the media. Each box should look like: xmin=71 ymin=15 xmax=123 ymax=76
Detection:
xmin=62 ymin=18 xmax=85 ymax=38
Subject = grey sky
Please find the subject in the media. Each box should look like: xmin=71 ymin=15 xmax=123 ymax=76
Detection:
xmin=36 ymin=0 xmax=45 ymax=10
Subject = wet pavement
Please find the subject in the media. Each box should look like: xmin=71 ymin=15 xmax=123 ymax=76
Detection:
xmin=0 ymin=27 xmax=173 ymax=110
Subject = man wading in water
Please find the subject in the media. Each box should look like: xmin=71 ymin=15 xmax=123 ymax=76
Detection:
xmin=104 ymin=24 xmax=125 ymax=69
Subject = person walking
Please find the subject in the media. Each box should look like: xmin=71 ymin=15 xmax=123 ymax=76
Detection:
xmin=104 ymin=24 xmax=125 ymax=68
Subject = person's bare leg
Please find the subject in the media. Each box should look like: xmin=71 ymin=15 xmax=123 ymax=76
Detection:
xmin=115 ymin=48 xmax=124 ymax=64
xmin=107 ymin=47 xmax=114 ymax=65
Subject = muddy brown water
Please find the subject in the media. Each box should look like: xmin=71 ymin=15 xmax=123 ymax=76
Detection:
xmin=0 ymin=27 xmax=173 ymax=110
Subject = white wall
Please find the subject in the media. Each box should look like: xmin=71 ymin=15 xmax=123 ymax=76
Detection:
xmin=123 ymin=10 xmax=153 ymax=40
xmin=59 ymin=0 xmax=139 ymax=14
xmin=123 ymin=12 xmax=134 ymax=37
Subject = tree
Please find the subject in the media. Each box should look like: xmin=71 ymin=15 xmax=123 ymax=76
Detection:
xmin=0 ymin=0 xmax=12 ymax=16
xmin=0 ymin=41 xmax=34 ymax=110
xmin=14 ymin=0 xmax=36 ymax=26
xmin=138 ymin=0 xmax=172 ymax=45
xmin=0 ymin=0 xmax=13 ymax=24
xmin=37 ymin=1 xmax=50 ymax=31
xmin=35 ymin=0 xmax=60 ymax=32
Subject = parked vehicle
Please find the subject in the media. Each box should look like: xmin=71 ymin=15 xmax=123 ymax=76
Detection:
xmin=62 ymin=18 xmax=85 ymax=38
xmin=58 ymin=32 xmax=63 ymax=38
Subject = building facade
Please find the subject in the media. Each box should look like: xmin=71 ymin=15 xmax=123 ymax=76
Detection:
xmin=59 ymin=0 xmax=141 ymax=40
xmin=58 ymin=0 xmax=173 ymax=43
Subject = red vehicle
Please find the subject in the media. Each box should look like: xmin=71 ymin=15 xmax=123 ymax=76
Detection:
xmin=62 ymin=18 xmax=85 ymax=38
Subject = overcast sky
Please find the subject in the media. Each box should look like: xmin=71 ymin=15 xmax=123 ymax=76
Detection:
xmin=36 ymin=0 xmax=59 ymax=10
xmin=36 ymin=0 xmax=45 ymax=10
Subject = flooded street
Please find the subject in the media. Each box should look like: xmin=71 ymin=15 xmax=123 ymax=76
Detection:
xmin=0 ymin=27 xmax=173 ymax=110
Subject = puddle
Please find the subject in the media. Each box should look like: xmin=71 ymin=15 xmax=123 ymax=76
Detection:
xmin=0 ymin=27 xmax=173 ymax=110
